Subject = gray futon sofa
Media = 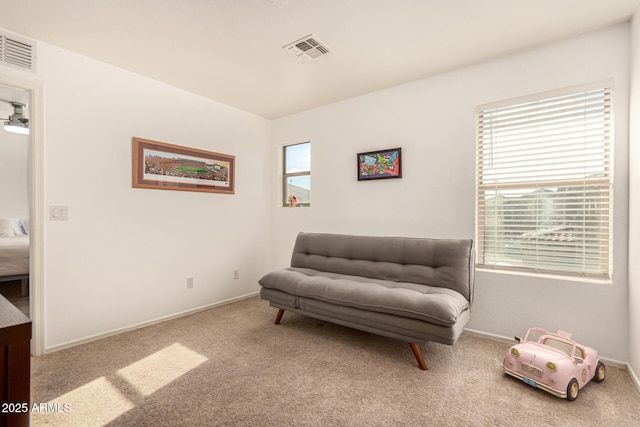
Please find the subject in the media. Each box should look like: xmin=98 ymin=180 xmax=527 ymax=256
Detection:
xmin=259 ymin=232 xmax=475 ymax=370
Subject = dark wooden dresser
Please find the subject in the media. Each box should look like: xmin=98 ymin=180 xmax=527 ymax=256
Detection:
xmin=0 ymin=294 xmax=31 ymax=427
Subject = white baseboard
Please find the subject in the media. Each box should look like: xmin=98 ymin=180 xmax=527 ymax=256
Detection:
xmin=628 ymin=364 xmax=640 ymax=394
xmin=44 ymin=291 xmax=260 ymax=354
xmin=464 ymin=328 xmax=514 ymax=343
xmin=463 ymin=328 xmax=628 ymax=369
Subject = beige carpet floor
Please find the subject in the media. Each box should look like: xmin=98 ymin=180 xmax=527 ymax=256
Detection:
xmin=31 ymin=296 xmax=640 ymax=426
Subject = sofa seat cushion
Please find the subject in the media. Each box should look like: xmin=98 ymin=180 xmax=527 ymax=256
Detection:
xmin=258 ymin=268 xmax=469 ymax=327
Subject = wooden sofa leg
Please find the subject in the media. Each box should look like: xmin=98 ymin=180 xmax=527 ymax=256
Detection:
xmin=274 ymin=309 xmax=285 ymax=325
xmin=410 ymin=343 xmax=428 ymax=370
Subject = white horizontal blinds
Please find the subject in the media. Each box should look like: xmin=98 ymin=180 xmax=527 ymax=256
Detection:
xmin=476 ymin=84 xmax=612 ymax=279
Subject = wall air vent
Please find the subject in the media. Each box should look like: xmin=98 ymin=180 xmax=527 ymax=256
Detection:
xmin=283 ymin=34 xmax=331 ymax=63
xmin=0 ymin=31 xmax=36 ymax=73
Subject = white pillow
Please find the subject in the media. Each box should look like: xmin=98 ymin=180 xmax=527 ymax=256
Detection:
xmin=10 ymin=218 xmax=26 ymax=235
xmin=0 ymin=219 xmax=15 ymax=237
xmin=20 ymin=218 xmax=29 ymax=235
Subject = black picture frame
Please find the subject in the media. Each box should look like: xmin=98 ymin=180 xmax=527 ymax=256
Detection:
xmin=357 ymin=147 xmax=402 ymax=181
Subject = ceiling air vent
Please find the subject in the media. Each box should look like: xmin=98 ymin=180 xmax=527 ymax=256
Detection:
xmin=0 ymin=31 xmax=36 ymax=73
xmin=283 ymin=34 xmax=331 ymax=63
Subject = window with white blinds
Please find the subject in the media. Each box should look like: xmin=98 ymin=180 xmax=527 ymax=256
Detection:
xmin=476 ymin=83 xmax=613 ymax=279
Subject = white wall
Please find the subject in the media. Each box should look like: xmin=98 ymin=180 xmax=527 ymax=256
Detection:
xmin=1 ymin=22 xmax=634 ymax=364
xmin=271 ymin=24 xmax=631 ymax=362
xmin=1 ymin=37 xmax=272 ymax=350
xmin=628 ymin=9 xmax=640 ymax=385
xmin=0 ymin=114 xmax=29 ymax=218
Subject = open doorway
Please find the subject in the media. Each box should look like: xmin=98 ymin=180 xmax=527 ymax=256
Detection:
xmin=0 ymin=75 xmax=43 ymax=356
xmin=0 ymin=84 xmax=30 ymax=317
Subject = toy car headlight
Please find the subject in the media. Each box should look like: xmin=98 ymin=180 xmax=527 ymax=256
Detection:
xmin=510 ymin=348 xmax=520 ymax=357
xmin=546 ymin=361 xmax=557 ymax=372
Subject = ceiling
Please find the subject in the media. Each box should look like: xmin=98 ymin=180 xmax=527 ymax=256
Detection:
xmin=0 ymin=0 xmax=639 ymax=119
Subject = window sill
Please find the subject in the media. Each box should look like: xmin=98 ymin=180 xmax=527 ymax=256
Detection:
xmin=475 ymin=267 xmax=613 ymax=286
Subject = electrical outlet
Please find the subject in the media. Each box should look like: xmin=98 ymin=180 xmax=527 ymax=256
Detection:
xmin=187 ymin=277 xmax=194 ymax=288
xmin=233 ymin=270 xmax=240 ymax=280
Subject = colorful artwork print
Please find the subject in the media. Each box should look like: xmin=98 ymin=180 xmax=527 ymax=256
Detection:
xmin=133 ymin=137 xmax=235 ymax=194
xmin=357 ymin=148 xmax=402 ymax=181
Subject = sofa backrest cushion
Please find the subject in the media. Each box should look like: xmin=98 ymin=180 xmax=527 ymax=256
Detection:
xmin=290 ymin=232 xmax=475 ymax=302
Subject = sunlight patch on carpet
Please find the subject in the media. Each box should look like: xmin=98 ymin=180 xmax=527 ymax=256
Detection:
xmin=116 ymin=343 xmax=208 ymax=396
xmin=32 ymin=376 xmax=135 ymax=426
xmin=32 ymin=343 xmax=208 ymax=426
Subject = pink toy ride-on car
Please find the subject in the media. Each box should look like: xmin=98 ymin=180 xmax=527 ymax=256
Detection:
xmin=503 ymin=327 xmax=605 ymax=401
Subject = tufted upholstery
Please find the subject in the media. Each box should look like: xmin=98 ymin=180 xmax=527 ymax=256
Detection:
xmin=259 ymin=232 xmax=476 ymax=363
xmin=289 ymin=232 xmax=475 ymax=302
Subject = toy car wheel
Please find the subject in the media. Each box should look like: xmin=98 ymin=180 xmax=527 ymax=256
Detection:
xmin=594 ymin=361 xmax=606 ymax=383
xmin=567 ymin=378 xmax=579 ymax=401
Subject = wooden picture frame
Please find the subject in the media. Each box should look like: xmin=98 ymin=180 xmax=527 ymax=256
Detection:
xmin=357 ymin=147 xmax=402 ymax=181
xmin=132 ymin=137 xmax=235 ymax=194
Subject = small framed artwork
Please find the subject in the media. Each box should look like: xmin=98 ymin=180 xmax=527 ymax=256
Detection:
xmin=132 ymin=137 xmax=235 ymax=194
xmin=357 ymin=147 xmax=402 ymax=181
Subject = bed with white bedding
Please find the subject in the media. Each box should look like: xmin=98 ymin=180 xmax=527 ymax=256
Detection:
xmin=0 ymin=218 xmax=30 ymax=296
xmin=0 ymin=235 xmax=29 ymax=277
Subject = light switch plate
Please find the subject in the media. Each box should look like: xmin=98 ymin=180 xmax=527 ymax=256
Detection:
xmin=50 ymin=206 xmax=69 ymax=221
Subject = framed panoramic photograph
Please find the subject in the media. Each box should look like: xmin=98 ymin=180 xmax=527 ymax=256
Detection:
xmin=357 ymin=147 xmax=402 ymax=181
xmin=132 ymin=137 xmax=235 ymax=194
